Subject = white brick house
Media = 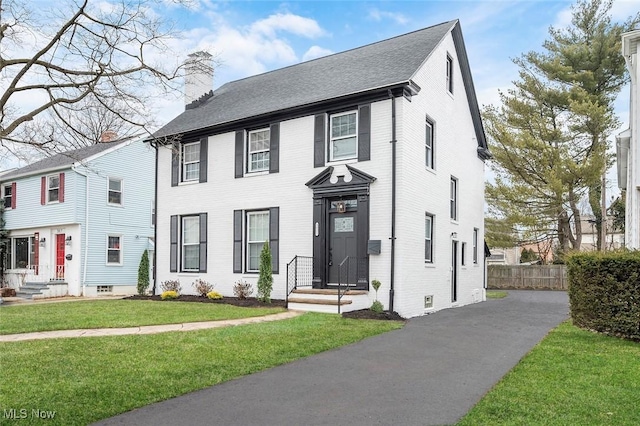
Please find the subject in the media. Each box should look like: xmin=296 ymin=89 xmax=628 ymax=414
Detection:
xmin=152 ymin=20 xmax=490 ymax=318
xmin=618 ymin=30 xmax=640 ymax=249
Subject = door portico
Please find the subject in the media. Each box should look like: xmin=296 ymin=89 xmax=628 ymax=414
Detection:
xmin=306 ymin=165 xmax=375 ymax=290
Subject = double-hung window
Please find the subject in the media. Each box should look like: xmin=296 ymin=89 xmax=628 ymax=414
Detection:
xmin=108 ymin=178 xmax=122 ymax=205
xmin=247 ymin=211 xmax=269 ymax=272
xmin=446 ymin=54 xmax=454 ymax=94
xmin=450 ymin=177 xmax=458 ymax=221
xmin=330 ymin=111 xmax=357 ymax=161
xmin=181 ymin=141 xmax=200 ymax=182
xmin=182 ymin=216 xmax=200 ymax=272
xmin=248 ymin=129 xmax=270 ymax=172
xmin=425 ymin=213 xmax=434 ymax=263
xmin=426 ymin=119 xmax=434 ymax=169
xmin=107 ymin=235 xmax=122 ymax=265
xmin=48 ymin=175 xmax=60 ymax=203
xmin=3 ymin=184 xmax=13 ymax=209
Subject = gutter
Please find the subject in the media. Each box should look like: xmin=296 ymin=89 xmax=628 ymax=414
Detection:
xmin=388 ymin=89 xmax=397 ymax=313
xmin=71 ymin=165 xmax=89 ymax=296
xmin=151 ymin=140 xmax=159 ymax=295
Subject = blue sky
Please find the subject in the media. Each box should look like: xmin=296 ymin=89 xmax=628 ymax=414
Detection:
xmin=147 ymin=0 xmax=636 ymax=195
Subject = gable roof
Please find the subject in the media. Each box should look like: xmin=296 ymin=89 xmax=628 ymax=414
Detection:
xmin=0 ymin=139 xmax=132 ymax=181
xmin=153 ymin=19 xmax=489 ymax=154
xmin=154 ymin=20 xmax=457 ymax=138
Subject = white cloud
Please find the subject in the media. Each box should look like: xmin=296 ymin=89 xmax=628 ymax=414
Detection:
xmin=367 ymin=8 xmax=408 ymax=25
xmin=250 ymin=13 xmax=327 ymax=39
xmin=302 ymin=45 xmax=334 ymax=62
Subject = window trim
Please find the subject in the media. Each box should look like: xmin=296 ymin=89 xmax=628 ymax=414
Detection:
xmin=246 ymin=210 xmax=269 ymax=273
xmin=47 ymin=174 xmax=60 ymax=204
xmin=181 ymin=141 xmax=201 ymax=183
xmin=328 ymin=110 xmax=358 ymax=162
xmin=181 ymin=215 xmax=200 ymax=272
xmin=446 ymin=54 xmax=454 ymax=94
xmin=247 ymin=128 xmax=271 ymax=173
xmin=425 ymin=118 xmax=435 ymax=170
xmin=425 ymin=213 xmax=434 ymax=263
xmin=473 ymin=228 xmax=479 ymax=264
xmin=106 ymin=234 xmax=123 ymax=266
xmin=461 ymin=242 xmax=467 ymax=266
xmin=107 ymin=177 xmax=123 ymax=206
xmin=450 ymin=177 xmax=458 ymax=221
xmin=2 ymin=183 xmax=13 ymax=209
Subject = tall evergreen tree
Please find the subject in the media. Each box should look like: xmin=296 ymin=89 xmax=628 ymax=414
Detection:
xmin=485 ymin=0 xmax=638 ymax=255
xmin=526 ymin=0 xmax=639 ymax=249
xmin=257 ymin=243 xmax=273 ymax=303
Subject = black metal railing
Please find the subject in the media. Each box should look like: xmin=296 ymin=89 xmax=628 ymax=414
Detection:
xmin=337 ymin=256 xmax=368 ymax=313
xmin=286 ymin=256 xmax=313 ymax=308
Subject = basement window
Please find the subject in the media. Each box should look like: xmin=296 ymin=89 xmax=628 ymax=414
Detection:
xmin=97 ymin=285 xmax=113 ymax=293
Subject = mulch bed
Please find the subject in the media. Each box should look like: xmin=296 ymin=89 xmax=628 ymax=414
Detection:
xmin=124 ymin=295 xmax=405 ymax=321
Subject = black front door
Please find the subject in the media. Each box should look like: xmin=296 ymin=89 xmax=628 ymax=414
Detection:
xmin=328 ymin=211 xmax=358 ymax=283
xmin=451 ymin=240 xmax=458 ymax=302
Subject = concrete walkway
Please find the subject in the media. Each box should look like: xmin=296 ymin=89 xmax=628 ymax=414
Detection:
xmin=95 ymin=290 xmax=569 ymax=426
xmin=0 ymin=311 xmax=302 ymax=342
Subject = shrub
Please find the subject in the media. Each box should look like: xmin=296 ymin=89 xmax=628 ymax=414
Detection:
xmin=206 ymin=291 xmax=223 ymax=300
xmin=370 ymin=300 xmax=384 ymax=313
xmin=192 ymin=279 xmax=214 ymax=297
xmin=233 ymin=280 xmax=253 ymax=299
xmin=257 ymin=242 xmax=273 ymax=303
xmin=161 ymin=290 xmax=179 ymax=300
xmin=567 ymin=251 xmax=640 ymax=341
xmin=137 ymin=250 xmax=150 ymax=295
xmin=160 ymin=280 xmax=181 ymax=294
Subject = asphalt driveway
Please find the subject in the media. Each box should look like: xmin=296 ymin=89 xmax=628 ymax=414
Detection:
xmin=96 ymin=290 xmax=569 ymax=426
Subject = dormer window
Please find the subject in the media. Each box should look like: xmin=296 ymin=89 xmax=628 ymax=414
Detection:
xmin=329 ymin=111 xmax=358 ymax=162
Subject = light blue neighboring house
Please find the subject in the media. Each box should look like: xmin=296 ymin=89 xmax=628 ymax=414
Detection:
xmin=0 ymin=138 xmax=155 ymax=297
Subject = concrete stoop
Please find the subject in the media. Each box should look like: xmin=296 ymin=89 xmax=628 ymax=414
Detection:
xmin=287 ymin=288 xmax=370 ymax=314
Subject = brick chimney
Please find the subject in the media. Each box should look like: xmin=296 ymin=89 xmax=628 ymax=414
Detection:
xmin=100 ymin=130 xmax=118 ymax=143
xmin=185 ymin=51 xmax=214 ymax=109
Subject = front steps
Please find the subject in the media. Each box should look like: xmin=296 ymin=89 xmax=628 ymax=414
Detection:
xmin=16 ymin=282 xmax=50 ymax=299
xmin=16 ymin=281 xmax=69 ymax=300
xmin=287 ymin=288 xmax=370 ymax=314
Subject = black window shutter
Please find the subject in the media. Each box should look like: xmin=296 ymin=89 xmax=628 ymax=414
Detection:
xmin=233 ymin=210 xmax=242 ymax=273
xmin=358 ymin=104 xmax=371 ymax=161
xmin=171 ymin=142 xmax=180 ymax=186
xmin=235 ymin=131 xmax=244 ymax=178
xmin=269 ymin=123 xmax=279 ymax=173
xmin=170 ymin=215 xmax=178 ymax=272
xmin=199 ymin=213 xmax=207 ymax=272
xmin=199 ymin=138 xmax=208 ymax=183
xmin=269 ymin=207 xmax=279 ymax=274
xmin=314 ymin=114 xmax=325 ymax=168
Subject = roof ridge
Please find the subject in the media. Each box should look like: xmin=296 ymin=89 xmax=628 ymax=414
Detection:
xmin=216 ymin=20 xmax=457 ymax=91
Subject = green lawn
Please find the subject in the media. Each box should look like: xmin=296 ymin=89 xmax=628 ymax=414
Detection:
xmin=458 ymin=321 xmax=640 ymax=425
xmin=486 ymin=290 xmax=508 ymax=299
xmin=0 ymin=300 xmax=285 ymax=335
xmin=0 ymin=313 xmax=402 ymax=425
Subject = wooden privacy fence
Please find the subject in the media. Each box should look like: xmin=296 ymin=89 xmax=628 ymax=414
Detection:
xmin=488 ymin=265 xmax=568 ymax=290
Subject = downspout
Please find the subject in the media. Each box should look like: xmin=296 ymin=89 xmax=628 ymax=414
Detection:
xmin=151 ymin=141 xmax=159 ymax=295
xmin=388 ymin=89 xmax=397 ymax=313
xmin=72 ymin=165 xmax=89 ymax=296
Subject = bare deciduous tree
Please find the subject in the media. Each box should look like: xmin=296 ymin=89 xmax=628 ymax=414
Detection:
xmin=0 ymin=0 xmax=213 ymax=157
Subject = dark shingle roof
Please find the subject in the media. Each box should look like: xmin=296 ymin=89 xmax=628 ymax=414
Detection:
xmin=0 ymin=139 xmax=130 ymax=181
xmin=154 ymin=20 xmax=457 ymax=138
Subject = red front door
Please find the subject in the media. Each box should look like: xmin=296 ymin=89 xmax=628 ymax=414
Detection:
xmin=56 ymin=234 xmax=65 ymax=280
